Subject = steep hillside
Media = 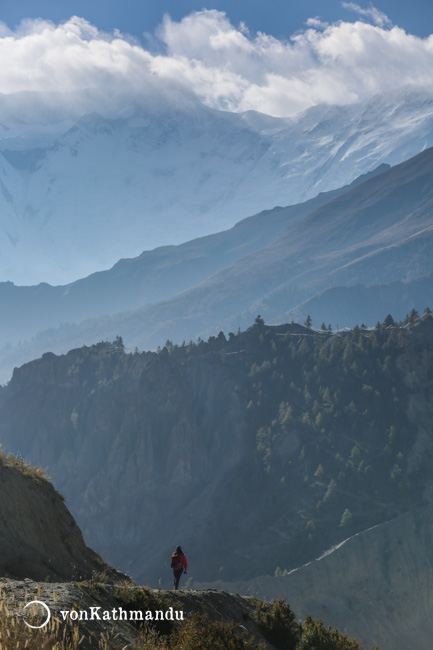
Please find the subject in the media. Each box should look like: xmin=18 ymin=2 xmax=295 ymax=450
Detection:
xmin=0 ymin=452 xmax=120 ymax=582
xmin=1 ymin=316 xmax=432 ymax=592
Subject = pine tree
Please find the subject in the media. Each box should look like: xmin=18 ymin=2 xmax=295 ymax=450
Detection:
xmin=339 ymin=508 xmax=353 ymax=527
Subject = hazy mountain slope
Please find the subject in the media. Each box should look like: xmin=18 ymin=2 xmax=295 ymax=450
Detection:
xmin=1 ymin=84 xmax=433 ymax=284
xmin=0 ymin=144 xmax=430 ymax=380
xmin=283 ymin=273 xmax=433 ymax=329
xmin=195 ymin=504 xmax=433 ymax=650
xmin=125 ymin=143 xmax=433 ymax=332
xmin=0 ymin=166 xmax=386 ymax=344
xmin=17 ymin=144 xmax=432 ymax=356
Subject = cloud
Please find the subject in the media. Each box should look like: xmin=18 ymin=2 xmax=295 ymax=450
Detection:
xmin=306 ymin=17 xmax=329 ymax=30
xmin=0 ymin=9 xmax=432 ymax=119
xmin=341 ymin=2 xmax=392 ymax=28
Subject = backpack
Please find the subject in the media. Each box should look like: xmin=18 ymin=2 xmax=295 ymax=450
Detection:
xmin=171 ymin=552 xmax=184 ymax=570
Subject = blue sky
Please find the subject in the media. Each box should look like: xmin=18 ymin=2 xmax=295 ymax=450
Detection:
xmin=0 ymin=0 xmax=432 ymax=40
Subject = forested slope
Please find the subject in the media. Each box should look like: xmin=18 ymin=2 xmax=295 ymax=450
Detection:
xmin=0 ymin=313 xmax=432 ymax=588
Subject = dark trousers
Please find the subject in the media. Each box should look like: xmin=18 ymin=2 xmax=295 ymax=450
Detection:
xmin=173 ymin=568 xmax=183 ymax=590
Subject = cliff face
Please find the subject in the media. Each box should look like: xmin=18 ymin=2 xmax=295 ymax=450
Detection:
xmin=195 ymin=503 xmax=433 ymax=650
xmin=0 ymin=454 xmax=119 ymax=581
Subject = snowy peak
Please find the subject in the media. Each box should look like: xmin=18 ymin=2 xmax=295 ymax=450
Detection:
xmin=1 ymin=85 xmax=433 ymax=284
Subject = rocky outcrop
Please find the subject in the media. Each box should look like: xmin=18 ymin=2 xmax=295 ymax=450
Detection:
xmin=0 ymin=453 xmax=121 ymax=582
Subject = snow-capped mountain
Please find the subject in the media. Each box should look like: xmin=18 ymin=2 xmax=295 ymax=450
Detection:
xmin=1 ymin=84 xmax=433 ymax=285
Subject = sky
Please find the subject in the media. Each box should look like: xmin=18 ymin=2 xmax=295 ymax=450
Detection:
xmin=1 ymin=1 xmax=432 ymax=40
xmin=0 ymin=1 xmax=432 ymax=118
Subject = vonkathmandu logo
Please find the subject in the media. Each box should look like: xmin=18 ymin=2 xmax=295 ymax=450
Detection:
xmin=59 ymin=606 xmax=184 ymax=622
xmin=22 ymin=600 xmax=184 ymax=628
xmin=24 ymin=601 xmax=52 ymax=629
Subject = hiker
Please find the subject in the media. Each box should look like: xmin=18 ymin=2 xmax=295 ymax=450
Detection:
xmin=171 ymin=545 xmax=187 ymax=590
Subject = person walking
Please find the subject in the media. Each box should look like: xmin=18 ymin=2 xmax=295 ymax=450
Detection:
xmin=171 ymin=545 xmax=187 ymax=590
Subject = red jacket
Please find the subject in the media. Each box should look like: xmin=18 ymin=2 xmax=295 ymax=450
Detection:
xmin=171 ymin=552 xmax=187 ymax=571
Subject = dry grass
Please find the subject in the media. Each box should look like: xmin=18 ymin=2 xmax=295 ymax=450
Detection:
xmin=0 ymin=588 xmax=79 ymax=649
xmin=0 ymin=588 xmax=120 ymax=649
xmin=132 ymin=615 xmax=264 ymax=650
xmin=0 ymin=446 xmax=49 ymax=484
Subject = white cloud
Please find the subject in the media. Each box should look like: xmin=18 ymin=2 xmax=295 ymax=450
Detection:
xmin=306 ymin=17 xmax=329 ymax=30
xmin=0 ymin=9 xmax=432 ymax=119
xmin=341 ymin=2 xmax=392 ymax=28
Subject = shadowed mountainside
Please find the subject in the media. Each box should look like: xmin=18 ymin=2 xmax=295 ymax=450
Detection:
xmin=1 ymin=317 xmax=433 ymax=596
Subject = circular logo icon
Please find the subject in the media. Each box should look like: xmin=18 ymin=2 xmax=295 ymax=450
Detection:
xmin=24 ymin=600 xmax=51 ymax=629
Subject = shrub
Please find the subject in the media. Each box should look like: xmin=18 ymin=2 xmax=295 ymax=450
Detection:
xmin=299 ymin=615 xmax=375 ymax=650
xmin=134 ymin=615 xmax=263 ymax=650
xmin=171 ymin=615 xmax=262 ymax=650
xmin=254 ymin=598 xmax=300 ymax=649
xmin=114 ymin=586 xmax=178 ymax=636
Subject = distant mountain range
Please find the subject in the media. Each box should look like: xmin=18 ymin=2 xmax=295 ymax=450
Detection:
xmin=0 ymin=142 xmax=431 ymax=383
xmin=1 ymin=84 xmax=433 ymax=284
